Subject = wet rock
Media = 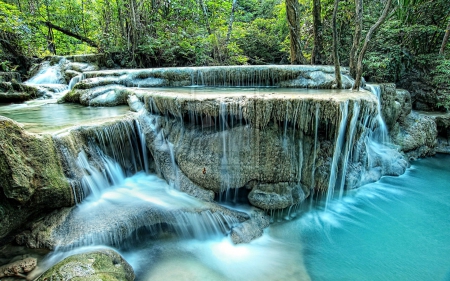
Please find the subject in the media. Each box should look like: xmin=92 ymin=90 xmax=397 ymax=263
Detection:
xmin=63 ymin=85 xmax=134 ymax=107
xmin=0 ymin=81 xmax=43 ymax=102
xmin=231 ymin=209 xmax=270 ymax=244
xmin=391 ymin=112 xmax=437 ymax=158
xmin=248 ymin=182 xmax=306 ymax=210
xmin=377 ymin=84 xmax=412 ymax=130
xmin=0 ymin=117 xmax=72 ymax=241
xmin=0 ymin=257 xmax=37 ymax=278
xmin=64 ymin=69 xmax=81 ymax=83
xmin=36 ymin=249 xmax=135 ymax=281
xmin=127 ymin=95 xmax=144 ymax=112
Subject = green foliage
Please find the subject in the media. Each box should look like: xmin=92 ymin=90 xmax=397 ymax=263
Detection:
xmin=432 ymin=59 xmax=450 ymax=110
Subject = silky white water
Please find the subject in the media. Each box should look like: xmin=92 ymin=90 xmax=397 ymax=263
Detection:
xmin=116 ymin=154 xmax=450 ymax=281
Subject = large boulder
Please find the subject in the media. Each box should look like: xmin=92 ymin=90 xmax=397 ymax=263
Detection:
xmin=0 ymin=117 xmax=72 ymax=242
xmin=36 ymin=249 xmax=135 ymax=281
xmin=377 ymin=84 xmax=412 ymax=130
xmin=391 ymin=112 xmax=437 ymax=159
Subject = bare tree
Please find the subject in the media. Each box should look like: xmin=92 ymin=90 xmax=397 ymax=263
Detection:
xmin=439 ymin=18 xmax=450 ymax=55
xmin=332 ymin=0 xmax=342 ymax=88
xmin=311 ymin=0 xmax=323 ymax=65
xmin=353 ymin=0 xmax=393 ymax=90
xmin=349 ymin=0 xmax=363 ymax=77
xmin=286 ymin=0 xmax=306 ymax=64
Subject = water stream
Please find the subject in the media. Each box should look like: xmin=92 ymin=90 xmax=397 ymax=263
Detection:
xmin=1 ymin=64 xmax=449 ymax=281
xmin=118 ymin=154 xmax=450 ymax=281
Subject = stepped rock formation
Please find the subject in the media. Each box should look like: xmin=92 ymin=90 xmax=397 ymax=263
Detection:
xmin=62 ymin=65 xmax=356 ymax=106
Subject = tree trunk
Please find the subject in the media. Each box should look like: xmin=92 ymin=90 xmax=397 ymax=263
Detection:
xmin=199 ymin=0 xmax=212 ymax=35
xmin=349 ymin=0 xmax=363 ymax=77
xmin=332 ymin=0 xmax=342 ymax=89
xmin=45 ymin=1 xmax=56 ymax=55
xmin=43 ymin=22 xmax=99 ymax=48
xmin=439 ymin=19 xmax=450 ymax=55
xmin=225 ymin=0 xmax=238 ymax=47
xmin=353 ymin=0 xmax=393 ymax=91
xmin=286 ymin=0 xmax=306 ymax=64
xmin=311 ymin=0 xmax=323 ymax=65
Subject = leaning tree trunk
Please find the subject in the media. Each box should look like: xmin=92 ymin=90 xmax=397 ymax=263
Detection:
xmin=349 ymin=0 xmax=363 ymax=77
xmin=286 ymin=0 xmax=306 ymax=64
xmin=311 ymin=0 xmax=323 ymax=65
xmin=332 ymin=0 xmax=342 ymax=88
xmin=353 ymin=0 xmax=393 ymax=91
xmin=439 ymin=18 xmax=450 ymax=55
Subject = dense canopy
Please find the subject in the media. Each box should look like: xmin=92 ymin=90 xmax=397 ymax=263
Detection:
xmin=1 ymin=0 xmax=449 ymax=101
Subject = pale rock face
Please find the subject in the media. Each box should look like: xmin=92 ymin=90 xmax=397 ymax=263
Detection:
xmin=391 ymin=112 xmax=437 ymax=158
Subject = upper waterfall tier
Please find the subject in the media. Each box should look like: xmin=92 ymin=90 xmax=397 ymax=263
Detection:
xmin=139 ymin=88 xmax=377 ymax=130
xmin=71 ymin=65 xmax=354 ymax=89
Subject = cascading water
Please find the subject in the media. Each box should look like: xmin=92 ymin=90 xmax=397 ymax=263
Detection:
xmin=3 ymin=62 xmax=424 ymax=281
xmin=46 ymin=116 xmax=244 ymax=256
xmin=366 ymin=84 xmax=389 ymax=143
xmin=25 ymin=58 xmax=69 ymax=99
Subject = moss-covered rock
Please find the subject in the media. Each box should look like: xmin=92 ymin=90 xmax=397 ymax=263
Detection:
xmin=0 ymin=81 xmax=43 ymax=102
xmin=0 ymin=72 xmax=21 ymax=83
xmin=37 ymin=249 xmax=135 ymax=281
xmin=0 ymin=117 xmax=72 ymax=241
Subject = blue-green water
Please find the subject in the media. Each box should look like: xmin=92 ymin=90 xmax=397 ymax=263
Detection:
xmin=31 ymin=154 xmax=450 ymax=281
xmin=271 ymin=154 xmax=450 ymax=281
xmin=119 ymin=154 xmax=450 ymax=281
xmin=88 ymin=155 xmax=450 ymax=281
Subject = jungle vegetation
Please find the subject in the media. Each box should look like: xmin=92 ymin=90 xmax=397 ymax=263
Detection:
xmin=0 ymin=0 xmax=449 ymax=94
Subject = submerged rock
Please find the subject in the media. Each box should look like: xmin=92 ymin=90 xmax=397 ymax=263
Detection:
xmin=230 ymin=209 xmax=270 ymax=244
xmin=0 ymin=117 xmax=72 ymax=242
xmin=0 ymin=257 xmax=37 ymax=278
xmin=36 ymin=249 xmax=135 ymax=281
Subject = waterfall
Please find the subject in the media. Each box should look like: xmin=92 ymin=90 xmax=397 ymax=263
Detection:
xmin=25 ymin=60 xmax=66 ymax=85
xmin=325 ymin=101 xmax=349 ymax=208
xmin=366 ymin=84 xmax=389 ymax=143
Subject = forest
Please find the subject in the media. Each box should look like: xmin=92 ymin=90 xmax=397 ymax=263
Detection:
xmin=0 ymin=0 xmax=449 ymax=104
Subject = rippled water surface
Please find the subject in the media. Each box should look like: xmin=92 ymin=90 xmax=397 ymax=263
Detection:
xmin=0 ymin=102 xmax=129 ymax=133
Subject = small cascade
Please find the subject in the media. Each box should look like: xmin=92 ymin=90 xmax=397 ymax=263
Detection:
xmin=325 ymin=101 xmax=349 ymax=208
xmin=219 ymin=102 xmax=232 ymax=201
xmin=76 ymin=150 xmax=125 ymax=200
xmin=91 ymin=119 xmax=148 ymax=176
xmin=366 ymin=84 xmax=389 ymax=142
xmin=338 ymin=102 xmax=360 ymax=199
xmin=24 ymin=58 xmax=69 ymax=99
xmin=50 ymin=173 xmax=241 ymax=250
xmin=77 ymin=65 xmax=355 ymax=89
xmin=68 ymin=74 xmax=85 ymax=90
xmin=25 ymin=59 xmax=66 ymax=85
